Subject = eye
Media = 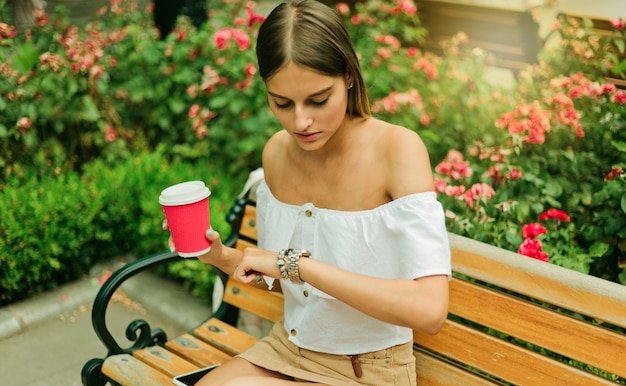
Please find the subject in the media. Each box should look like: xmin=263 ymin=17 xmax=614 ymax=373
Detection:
xmin=310 ymin=98 xmax=328 ymax=107
xmin=273 ymin=100 xmax=292 ymax=109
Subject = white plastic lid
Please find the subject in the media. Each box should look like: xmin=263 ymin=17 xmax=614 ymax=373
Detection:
xmin=159 ymin=181 xmax=211 ymax=206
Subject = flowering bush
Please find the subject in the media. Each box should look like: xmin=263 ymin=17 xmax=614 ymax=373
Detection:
xmin=0 ymin=0 xmax=625 ymax=286
xmin=0 ymin=0 xmax=275 ymax=177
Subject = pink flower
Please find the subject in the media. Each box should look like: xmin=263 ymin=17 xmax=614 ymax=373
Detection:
xmin=214 ymin=29 xmax=233 ymax=50
xmin=444 ymin=185 xmax=466 ymax=197
xmin=434 ymin=178 xmax=448 ymax=193
xmin=518 ymin=238 xmax=549 ymax=262
xmin=232 ymin=29 xmax=251 ymax=51
xmin=435 ymin=150 xmax=473 ymax=181
xmin=245 ymin=6 xmax=266 ymax=27
xmin=336 ymin=2 xmax=350 ymax=15
xmin=522 ymin=223 xmax=548 ymax=239
xmin=377 ymin=47 xmax=393 ymax=59
xmin=17 ymin=117 xmax=32 ymax=135
xmin=462 ymin=183 xmax=495 ymax=208
xmin=350 ymin=14 xmax=362 ymax=25
xmin=613 ymin=90 xmax=626 ymax=104
xmin=188 ymin=104 xmax=201 ymax=118
xmin=538 ymin=209 xmax=571 ymax=222
xmin=506 ymin=168 xmax=523 ymax=181
xmin=104 ymin=125 xmax=118 ymax=142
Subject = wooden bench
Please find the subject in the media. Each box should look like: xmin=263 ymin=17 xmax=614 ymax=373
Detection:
xmin=414 ymin=0 xmax=542 ymax=72
xmin=82 ymin=178 xmax=626 ymax=385
xmin=556 ymin=12 xmax=626 ymax=89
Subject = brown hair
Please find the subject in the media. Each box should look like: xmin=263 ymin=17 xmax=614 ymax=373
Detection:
xmin=256 ymin=0 xmax=370 ymax=117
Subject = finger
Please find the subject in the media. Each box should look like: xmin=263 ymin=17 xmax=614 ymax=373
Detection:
xmin=205 ymin=228 xmax=220 ymax=242
xmin=162 ymin=218 xmax=169 ymax=230
xmin=168 ymin=236 xmax=176 ymax=253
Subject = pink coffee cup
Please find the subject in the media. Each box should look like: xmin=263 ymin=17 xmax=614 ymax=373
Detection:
xmin=159 ymin=181 xmax=212 ymax=258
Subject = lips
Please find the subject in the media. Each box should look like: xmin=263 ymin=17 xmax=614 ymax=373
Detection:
xmin=295 ymin=132 xmax=320 ymax=142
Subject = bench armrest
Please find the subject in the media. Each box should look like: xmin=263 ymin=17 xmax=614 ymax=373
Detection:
xmin=91 ymin=194 xmax=250 ymax=356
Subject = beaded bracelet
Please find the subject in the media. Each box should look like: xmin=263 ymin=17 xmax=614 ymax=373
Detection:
xmin=277 ymin=249 xmax=310 ymax=285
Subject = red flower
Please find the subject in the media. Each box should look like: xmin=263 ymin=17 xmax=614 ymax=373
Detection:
xmin=604 ymin=166 xmax=624 ymax=182
xmin=538 ymin=209 xmax=570 ymax=222
xmin=522 ymin=223 xmax=547 ymax=239
xmin=517 ymin=238 xmax=549 ymax=262
xmin=610 ymin=18 xmax=625 ymax=30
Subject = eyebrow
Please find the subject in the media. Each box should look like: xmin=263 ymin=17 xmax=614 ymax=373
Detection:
xmin=267 ymin=85 xmax=333 ymax=99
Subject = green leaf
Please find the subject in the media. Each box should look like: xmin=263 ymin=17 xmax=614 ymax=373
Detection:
xmin=621 ymin=193 xmax=626 ymax=215
xmin=614 ymin=38 xmax=625 ymax=54
xmin=82 ymin=95 xmax=100 ymax=122
xmin=589 ymin=242 xmax=610 ymax=258
xmin=611 ymin=140 xmax=626 ymax=153
xmin=11 ymin=42 xmax=39 ymax=74
xmin=168 ymin=99 xmax=186 ymax=114
xmin=0 ymin=123 xmax=8 ymax=138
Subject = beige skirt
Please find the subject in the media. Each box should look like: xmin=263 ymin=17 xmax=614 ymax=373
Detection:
xmin=237 ymin=319 xmax=417 ymax=385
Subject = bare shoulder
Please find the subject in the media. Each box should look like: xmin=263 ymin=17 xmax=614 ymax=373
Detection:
xmin=261 ymin=130 xmax=290 ymax=187
xmin=375 ymin=120 xmax=434 ymax=198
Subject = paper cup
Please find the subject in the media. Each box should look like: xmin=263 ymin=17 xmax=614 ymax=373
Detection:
xmin=159 ymin=181 xmax=212 ymax=258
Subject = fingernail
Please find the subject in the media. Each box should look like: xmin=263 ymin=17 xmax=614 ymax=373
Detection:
xmin=207 ymin=229 xmax=214 ymax=237
xmin=162 ymin=221 xmax=167 ymax=230
xmin=170 ymin=246 xmax=175 ymax=253
xmin=255 ymin=275 xmax=263 ymax=283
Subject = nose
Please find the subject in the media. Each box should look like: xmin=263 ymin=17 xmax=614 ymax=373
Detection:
xmin=294 ymin=106 xmax=313 ymax=131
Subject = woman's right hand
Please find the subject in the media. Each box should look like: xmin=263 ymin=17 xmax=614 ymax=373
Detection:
xmin=161 ymin=218 xmax=176 ymax=253
xmin=197 ymin=228 xmax=228 ymax=267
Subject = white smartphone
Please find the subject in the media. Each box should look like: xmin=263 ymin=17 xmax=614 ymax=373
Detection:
xmin=172 ymin=365 xmax=220 ymax=386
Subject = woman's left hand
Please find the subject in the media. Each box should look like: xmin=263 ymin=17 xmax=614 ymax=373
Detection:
xmin=233 ymin=248 xmax=280 ymax=285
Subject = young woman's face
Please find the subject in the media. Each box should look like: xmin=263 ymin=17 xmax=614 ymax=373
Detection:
xmin=265 ymin=62 xmax=349 ymax=151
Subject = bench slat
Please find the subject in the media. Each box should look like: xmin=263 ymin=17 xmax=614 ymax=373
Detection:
xmin=132 ymin=345 xmax=198 ymax=377
xmin=166 ymin=333 xmax=232 ymax=367
xmin=414 ymin=348 xmax=498 ymax=385
xmin=102 ymin=354 xmax=174 ymax=385
xmin=194 ymin=318 xmax=259 ymax=356
xmin=235 ymin=238 xmax=258 ymax=251
xmin=450 ymin=233 xmax=626 ymax=330
xmin=449 ymin=278 xmax=626 ymax=378
xmin=414 ymin=320 xmax=615 ymax=385
xmin=239 ymin=205 xmax=258 ymax=240
xmin=224 ymin=281 xmax=284 ymax=323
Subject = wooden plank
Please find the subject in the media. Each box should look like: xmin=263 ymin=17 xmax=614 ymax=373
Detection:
xmin=414 ymin=320 xmax=615 ymax=385
xmin=223 ymin=281 xmax=284 ymax=323
xmin=194 ymin=318 xmax=259 ymax=356
xmin=102 ymin=354 xmax=173 ymax=385
xmin=414 ymin=348 xmax=499 ymax=386
xmin=166 ymin=334 xmax=232 ymax=367
xmin=239 ymin=205 xmax=258 ymax=240
xmin=234 ymin=238 xmax=257 ymax=251
xmin=449 ymin=233 xmax=626 ymax=330
xmin=449 ymin=278 xmax=626 ymax=379
xmin=132 ymin=345 xmax=198 ymax=377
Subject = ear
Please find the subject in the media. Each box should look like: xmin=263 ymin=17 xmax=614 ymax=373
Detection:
xmin=345 ymin=72 xmax=354 ymax=86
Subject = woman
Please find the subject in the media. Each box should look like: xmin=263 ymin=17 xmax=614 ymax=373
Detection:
xmin=193 ymin=0 xmax=451 ymax=384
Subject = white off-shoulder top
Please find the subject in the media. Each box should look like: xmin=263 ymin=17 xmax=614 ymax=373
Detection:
xmin=256 ymin=180 xmax=451 ymax=355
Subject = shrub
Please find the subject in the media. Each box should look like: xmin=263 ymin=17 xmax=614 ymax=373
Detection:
xmin=0 ymin=150 xmax=246 ymax=305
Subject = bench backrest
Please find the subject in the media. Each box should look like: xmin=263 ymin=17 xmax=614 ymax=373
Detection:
xmin=415 ymin=0 xmax=542 ymax=71
xmin=223 ymin=199 xmax=626 ymax=385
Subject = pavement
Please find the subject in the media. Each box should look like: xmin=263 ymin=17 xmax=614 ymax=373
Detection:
xmin=0 ymin=258 xmax=213 ymax=386
xmin=1 ymin=1 xmax=624 ymax=385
